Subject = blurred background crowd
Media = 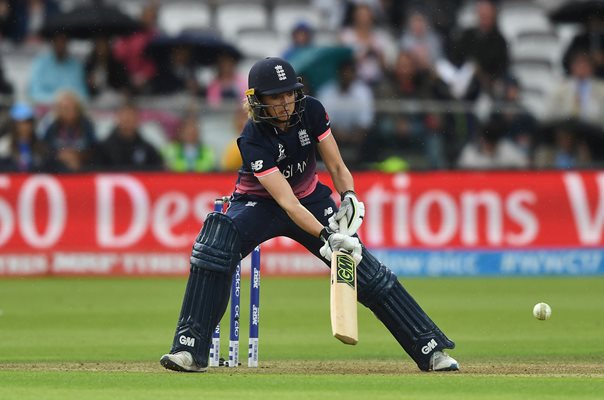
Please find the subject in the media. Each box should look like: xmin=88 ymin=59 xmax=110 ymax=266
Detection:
xmin=0 ymin=0 xmax=603 ymax=173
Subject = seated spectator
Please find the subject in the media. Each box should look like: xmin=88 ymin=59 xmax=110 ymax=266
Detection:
xmin=400 ymin=10 xmax=443 ymax=67
xmin=545 ymin=52 xmax=604 ymax=127
xmin=41 ymin=91 xmax=96 ymax=172
xmin=340 ymin=0 xmax=386 ymax=28
xmin=562 ymin=17 xmax=604 ymax=78
xmin=375 ymin=50 xmax=452 ymax=169
xmin=206 ymin=51 xmax=246 ymax=107
xmin=28 ymin=32 xmax=88 ymax=104
xmin=379 ymin=50 xmax=450 ymax=99
xmin=339 ymin=3 xmax=393 ymax=87
xmin=457 ymin=120 xmax=529 ymax=170
xmin=3 ymin=0 xmax=60 ymax=44
xmin=311 ymin=0 xmax=347 ymax=30
xmin=317 ymin=58 xmax=374 ymax=168
xmin=282 ymin=21 xmax=315 ymax=61
xmin=375 ymin=51 xmax=426 ymax=148
xmin=163 ymin=116 xmax=214 ymax=172
xmin=113 ymin=2 xmax=159 ymax=94
xmin=411 ymin=0 xmax=464 ymax=39
xmin=0 ymin=102 xmax=49 ymax=172
xmin=447 ymin=0 xmax=509 ymax=95
xmin=95 ymin=102 xmax=163 ymax=171
xmin=533 ymin=123 xmax=592 ymax=170
xmin=85 ymin=36 xmax=131 ymax=99
xmin=150 ymin=46 xmax=201 ymax=96
xmin=492 ymin=77 xmax=537 ymax=156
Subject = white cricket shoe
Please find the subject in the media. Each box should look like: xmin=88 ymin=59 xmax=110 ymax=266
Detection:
xmin=430 ymin=351 xmax=459 ymax=371
xmin=160 ymin=351 xmax=207 ymax=372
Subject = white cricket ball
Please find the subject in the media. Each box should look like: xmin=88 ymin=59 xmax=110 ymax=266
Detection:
xmin=532 ymin=302 xmax=552 ymax=320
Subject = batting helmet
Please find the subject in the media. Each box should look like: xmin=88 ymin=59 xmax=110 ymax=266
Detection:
xmin=245 ymin=57 xmax=306 ymax=128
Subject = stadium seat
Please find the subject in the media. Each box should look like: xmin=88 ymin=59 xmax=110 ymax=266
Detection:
xmin=200 ymin=111 xmax=238 ymax=161
xmin=57 ymin=0 xmax=80 ymax=12
xmin=512 ymin=57 xmax=555 ymax=73
xmin=158 ymin=2 xmax=211 ymax=35
xmin=235 ymin=28 xmax=288 ymax=59
xmin=116 ymin=1 xmax=144 ymax=19
xmin=90 ymin=112 xmax=116 ymax=141
xmin=314 ymin=29 xmax=339 ymax=46
xmin=212 ymin=0 xmax=266 ymax=4
xmin=512 ymin=62 xmax=558 ymax=102
xmin=2 ymin=52 xmax=35 ymax=98
xmin=215 ymin=3 xmax=269 ymax=40
xmin=520 ymin=88 xmax=548 ymax=120
xmin=271 ymin=4 xmax=322 ymax=34
xmin=498 ymin=3 xmax=552 ymax=41
xmin=456 ymin=0 xmax=477 ymax=29
xmin=511 ymin=31 xmax=563 ymax=66
xmin=237 ymin=57 xmax=261 ymax=80
xmin=68 ymin=40 xmax=92 ymax=61
xmin=140 ymin=120 xmax=169 ymax=151
xmin=555 ymin=24 xmax=581 ymax=52
xmin=270 ymin=0 xmax=308 ymax=4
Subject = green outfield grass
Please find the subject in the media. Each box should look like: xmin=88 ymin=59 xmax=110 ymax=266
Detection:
xmin=0 ymin=276 xmax=602 ymax=399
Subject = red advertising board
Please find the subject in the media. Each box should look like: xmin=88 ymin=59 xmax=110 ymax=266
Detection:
xmin=1 ymin=171 xmax=603 ymax=276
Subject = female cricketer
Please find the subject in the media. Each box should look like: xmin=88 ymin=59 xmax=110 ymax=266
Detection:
xmin=160 ymin=57 xmax=459 ymax=372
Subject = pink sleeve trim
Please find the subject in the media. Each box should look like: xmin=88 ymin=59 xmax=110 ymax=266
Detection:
xmin=317 ymin=128 xmax=332 ymax=142
xmin=254 ymin=166 xmax=279 ymax=178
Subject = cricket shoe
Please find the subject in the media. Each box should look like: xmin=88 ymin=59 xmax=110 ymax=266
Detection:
xmin=160 ymin=351 xmax=207 ymax=372
xmin=429 ymin=351 xmax=459 ymax=371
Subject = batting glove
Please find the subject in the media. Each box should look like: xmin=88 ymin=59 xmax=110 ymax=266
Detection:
xmin=329 ymin=190 xmax=365 ymax=235
xmin=319 ymin=227 xmax=363 ymax=264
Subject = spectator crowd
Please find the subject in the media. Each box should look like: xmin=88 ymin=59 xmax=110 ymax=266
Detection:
xmin=0 ymin=0 xmax=603 ymax=173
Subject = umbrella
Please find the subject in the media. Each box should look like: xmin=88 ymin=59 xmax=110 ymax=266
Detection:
xmin=549 ymin=0 xmax=604 ymax=24
xmin=40 ymin=4 xmax=143 ymax=39
xmin=144 ymin=32 xmax=243 ymax=66
xmin=288 ymin=46 xmax=354 ymax=93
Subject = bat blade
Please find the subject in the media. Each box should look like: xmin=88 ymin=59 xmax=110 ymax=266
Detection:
xmin=330 ymin=250 xmax=358 ymax=345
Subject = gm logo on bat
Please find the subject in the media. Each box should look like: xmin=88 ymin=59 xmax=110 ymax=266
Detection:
xmin=336 ymin=254 xmax=356 ymax=289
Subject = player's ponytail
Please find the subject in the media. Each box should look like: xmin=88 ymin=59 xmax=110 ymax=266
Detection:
xmin=242 ymin=97 xmax=254 ymax=120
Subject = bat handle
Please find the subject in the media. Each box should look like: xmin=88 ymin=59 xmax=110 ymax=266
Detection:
xmin=337 ymin=216 xmax=353 ymax=254
xmin=338 ymin=215 xmax=348 ymax=236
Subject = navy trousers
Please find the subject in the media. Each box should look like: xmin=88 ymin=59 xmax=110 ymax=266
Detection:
xmin=226 ymin=182 xmax=335 ymax=263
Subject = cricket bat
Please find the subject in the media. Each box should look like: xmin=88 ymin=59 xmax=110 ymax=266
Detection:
xmin=330 ymin=218 xmax=359 ymax=345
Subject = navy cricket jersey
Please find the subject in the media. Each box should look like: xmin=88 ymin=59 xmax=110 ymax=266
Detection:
xmin=234 ymin=96 xmax=331 ymax=199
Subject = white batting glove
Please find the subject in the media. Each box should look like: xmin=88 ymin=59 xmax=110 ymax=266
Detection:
xmin=319 ymin=226 xmax=363 ymax=264
xmin=329 ymin=190 xmax=365 ymax=235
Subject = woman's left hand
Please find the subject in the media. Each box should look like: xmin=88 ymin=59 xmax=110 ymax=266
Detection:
xmin=329 ymin=191 xmax=365 ymax=235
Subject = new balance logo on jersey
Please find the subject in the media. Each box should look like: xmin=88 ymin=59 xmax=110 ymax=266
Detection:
xmin=275 ymin=65 xmax=286 ymax=81
xmin=179 ymin=335 xmax=195 ymax=347
xmin=324 ymin=207 xmax=333 ymax=216
xmin=421 ymin=339 xmax=438 ymax=354
xmin=245 ymin=201 xmax=257 ymax=207
xmin=251 ymin=160 xmax=264 ymax=171
xmin=298 ymin=129 xmax=310 ymax=146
